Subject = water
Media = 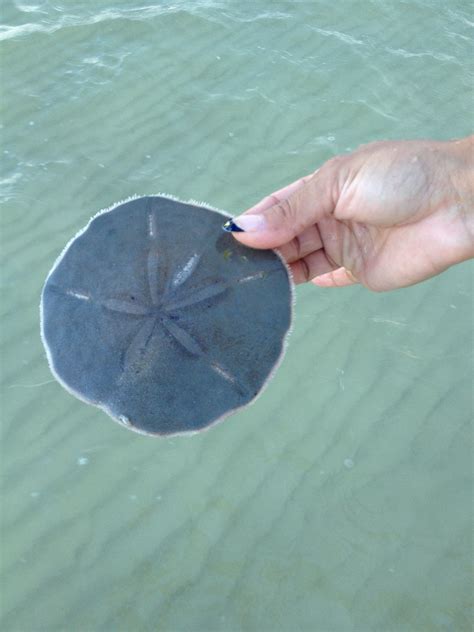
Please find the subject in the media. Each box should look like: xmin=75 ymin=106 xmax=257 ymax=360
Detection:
xmin=1 ymin=1 xmax=472 ymax=630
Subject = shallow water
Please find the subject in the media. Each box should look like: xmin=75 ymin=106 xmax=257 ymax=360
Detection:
xmin=1 ymin=1 xmax=473 ymax=630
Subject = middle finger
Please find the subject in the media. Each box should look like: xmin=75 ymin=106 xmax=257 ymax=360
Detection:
xmin=277 ymin=223 xmax=323 ymax=264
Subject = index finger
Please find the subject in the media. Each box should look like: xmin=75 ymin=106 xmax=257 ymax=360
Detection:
xmin=244 ymin=172 xmax=316 ymax=216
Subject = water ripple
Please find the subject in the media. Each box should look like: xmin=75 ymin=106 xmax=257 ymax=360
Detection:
xmin=1 ymin=5 xmax=186 ymax=41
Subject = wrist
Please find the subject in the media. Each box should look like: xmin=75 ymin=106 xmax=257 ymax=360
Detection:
xmin=447 ymin=135 xmax=473 ymax=193
xmin=444 ymin=135 xmax=474 ymax=262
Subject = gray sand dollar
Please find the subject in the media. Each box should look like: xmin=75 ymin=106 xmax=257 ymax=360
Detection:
xmin=40 ymin=195 xmax=293 ymax=436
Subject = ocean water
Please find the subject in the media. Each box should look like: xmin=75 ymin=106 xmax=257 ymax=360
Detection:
xmin=1 ymin=1 xmax=473 ymax=631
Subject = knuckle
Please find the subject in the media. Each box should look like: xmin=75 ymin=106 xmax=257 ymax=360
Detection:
xmin=292 ymin=234 xmax=302 ymax=260
xmin=300 ymin=257 xmax=311 ymax=283
xmin=324 ymin=155 xmax=344 ymax=170
xmin=274 ymin=198 xmax=296 ymax=225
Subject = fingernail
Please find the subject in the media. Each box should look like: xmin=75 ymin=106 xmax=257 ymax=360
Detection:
xmin=222 ymin=219 xmax=244 ymax=232
xmin=222 ymin=215 xmax=266 ymax=232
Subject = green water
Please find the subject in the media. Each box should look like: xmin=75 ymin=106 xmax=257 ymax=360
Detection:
xmin=1 ymin=2 xmax=473 ymax=631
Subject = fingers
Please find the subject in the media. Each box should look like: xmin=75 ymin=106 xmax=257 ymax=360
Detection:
xmin=277 ymin=223 xmax=323 ymax=264
xmin=228 ymin=165 xmax=337 ymax=249
xmin=242 ymin=174 xmax=315 ymax=217
xmin=288 ymin=250 xmax=336 ymax=284
xmin=311 ymin=267 xmax=358 ymax=288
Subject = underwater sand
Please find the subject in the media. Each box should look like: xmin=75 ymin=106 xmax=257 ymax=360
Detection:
xmin=1 ymin=2 xmax=472 ymax=630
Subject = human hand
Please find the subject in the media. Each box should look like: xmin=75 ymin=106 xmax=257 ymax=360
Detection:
xmin=224 ymin=137 xmax=473 ymax=291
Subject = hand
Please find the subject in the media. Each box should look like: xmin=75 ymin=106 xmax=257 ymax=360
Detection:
xmin=225 ymin=137 xmax=473 ymax=291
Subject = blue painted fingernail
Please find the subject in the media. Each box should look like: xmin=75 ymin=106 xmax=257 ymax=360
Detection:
xmin=222 ymin=219 xmax=244 ymax=232
xmin=223 ymin=215 xmax=266 ymax=232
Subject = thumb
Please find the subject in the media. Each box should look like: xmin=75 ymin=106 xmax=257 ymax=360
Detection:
xmin=223 ymin=164 xmax=338 ymax=249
